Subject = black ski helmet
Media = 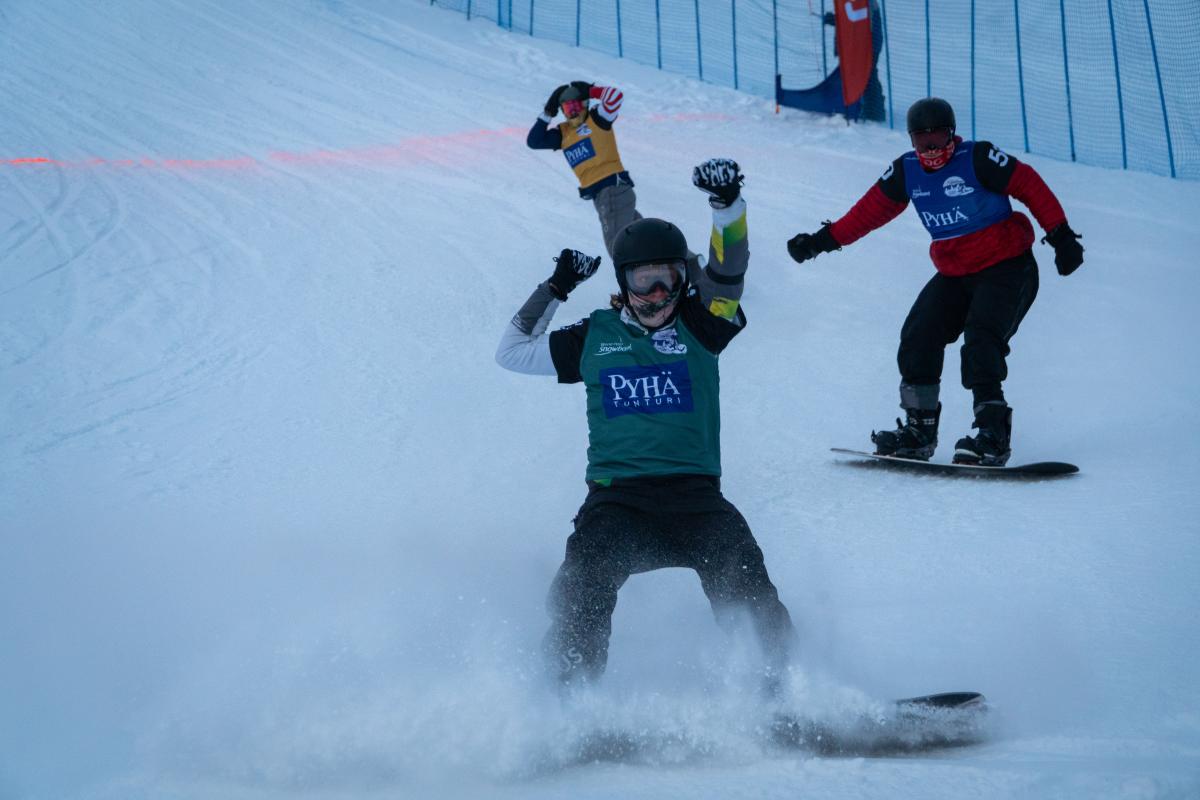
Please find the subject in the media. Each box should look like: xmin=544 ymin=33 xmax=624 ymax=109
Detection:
xmin=611 ymin=218 xmax=690 ymax=293
xmin=558 ymin=84 xmax=588 ymax=105
xmin=906 ymin=97 xmax=956 ymax=133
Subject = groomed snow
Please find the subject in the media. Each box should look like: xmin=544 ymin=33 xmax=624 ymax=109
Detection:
xmin=1 ymin=2 xmax=1198 ymax=798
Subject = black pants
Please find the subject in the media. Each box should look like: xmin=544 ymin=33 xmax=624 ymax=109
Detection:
xmin=898 ymin=251 xmax=1039 ymax=407
xmin=543 ymin=488 xmax=795 ymax=686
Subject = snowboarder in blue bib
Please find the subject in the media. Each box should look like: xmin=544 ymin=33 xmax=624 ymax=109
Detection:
xmin=787 ymin=97 xmax=1084 ymax=466
xmin=497 ymin=159 xmax=795 ymax=692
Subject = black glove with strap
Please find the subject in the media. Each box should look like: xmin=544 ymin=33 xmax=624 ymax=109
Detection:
xmin=787 ymin=223 xmax=840 ymax=264
xmin=543 ymin=84 xmax=568 ymax=117
xmin=1042 ymin=222 xmax=1084 ymax=276
xmin=547 ymin=248 xmax=601 ymax=300
xmin=692 ymin=158 xmax=744 ymax=209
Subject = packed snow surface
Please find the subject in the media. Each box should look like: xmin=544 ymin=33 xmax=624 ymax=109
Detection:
xmin=1 ymin=2 xmax=1198 ymax=798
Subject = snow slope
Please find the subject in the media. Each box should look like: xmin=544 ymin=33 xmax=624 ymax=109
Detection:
xmin=1 ymin=1 xmax=1198 ymax=798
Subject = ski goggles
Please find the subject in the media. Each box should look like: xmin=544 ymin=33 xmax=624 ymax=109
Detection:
xmin=560 ymin=98 xmax=586 ymax=118
xmin=910 ymin=127 xmax=954 ymax=153
xmin=624 ymin=260 xmax=686 ymax=295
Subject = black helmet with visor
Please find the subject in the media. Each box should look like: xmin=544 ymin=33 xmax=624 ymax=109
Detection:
xmin=611 ymin=218 xmax=690 ymax=323
xmin=906 ymin=97 xmax=958 ymax=168
xmin=906 ymin=97 xmax=956 ymax=134
xmin=612 ymin=218 xmax=689 ymax=294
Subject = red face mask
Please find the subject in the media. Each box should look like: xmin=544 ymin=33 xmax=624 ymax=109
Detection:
xmin=560 ymin=99 xmax=585 ymax=119
xmin=911 ymin=127 xmax=956 ymax=170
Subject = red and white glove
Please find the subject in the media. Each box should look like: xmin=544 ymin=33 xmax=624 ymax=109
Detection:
xmin=591 ymin=85 xmax=624 ymax=121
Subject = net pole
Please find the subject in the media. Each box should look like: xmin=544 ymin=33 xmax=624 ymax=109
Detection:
xmin=970 ymin=0 xmax=976 ymax=139
xmin=732 ymin=0 xmax=740 ymax=90
xmin=655 ymin=0 xmax=663 ymax=68
xmin=882 ymin=0 xmax=894 ymax=128
xmin=1057 ymin=0 xmax=1076 ymax=162
xmin=1014 ymin=0 xmax=1030 ymax=152
xmin=1105 ymin=0 xmax=1128 ymax=169
xmin=925 ymin=0 xmax=931 ymax=96
xmin=1142 ymin=0 xmax=1176 ymax=177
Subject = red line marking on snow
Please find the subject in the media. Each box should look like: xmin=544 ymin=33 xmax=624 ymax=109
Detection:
xmin=0 ymin=114 xmax=736 ymax=173
xmin=3 ymin=155 xmax=260 ymax=171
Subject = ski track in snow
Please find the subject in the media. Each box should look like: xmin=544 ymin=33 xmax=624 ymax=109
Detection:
xmin=1 ymin=2 xmax=1199 ymax=799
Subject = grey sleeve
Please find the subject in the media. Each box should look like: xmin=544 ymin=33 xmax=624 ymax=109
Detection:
xmin=495 ymin=281 xmax=560 ymax=375
xmin=690 ymin=197 xmax=748 ymax=324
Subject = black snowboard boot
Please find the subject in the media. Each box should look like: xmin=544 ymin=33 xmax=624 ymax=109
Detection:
xmin=871 ymin=404 xmax=940 ymax=460
xmin=953 ymin=404 xmax=1013 ymax=466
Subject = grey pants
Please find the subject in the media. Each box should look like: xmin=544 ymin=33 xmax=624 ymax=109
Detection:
xmin=593 ymin=183 xmax=641 ymax=260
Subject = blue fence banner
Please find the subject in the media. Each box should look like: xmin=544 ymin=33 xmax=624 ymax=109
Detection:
xmin=433 ymin=0 xmax=1200 ymax=179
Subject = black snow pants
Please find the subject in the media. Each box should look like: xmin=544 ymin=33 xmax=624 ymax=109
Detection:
xmin=543 ymin=481 xmax=795 ymax=687
xmin=898 ymin=251 xmax=1039 ymax=407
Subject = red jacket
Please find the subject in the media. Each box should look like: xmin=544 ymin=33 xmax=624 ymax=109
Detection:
xmin=829 ymin=140 xmax=1066 ymax=277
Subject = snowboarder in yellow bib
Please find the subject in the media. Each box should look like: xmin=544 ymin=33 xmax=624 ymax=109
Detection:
xmin=527 ymin=81 xmax=641 ymax=260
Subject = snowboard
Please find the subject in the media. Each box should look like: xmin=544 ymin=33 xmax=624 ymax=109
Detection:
xmin=561 ymin=692 xmax=989 ymax=766
xmin=831 ymin=448 xmax=1079 ymax=478
xmin=770 ymin=691 xmax=990 ymax=756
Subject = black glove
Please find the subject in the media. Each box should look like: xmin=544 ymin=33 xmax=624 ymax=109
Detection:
xmin=569 ymin=80 xmax=594 ymax=98
xmin=787 ymin=223 xmax=840 ymax=264
xmin=692 ymin=158 xmax=744 ymax=209
xmin=547 ymin=248 xmax=601 ymax=300
xmin=543 ymin=84 xmax=568 ymax=117
xmin=1042 ymin=223 xmax=1084 ymax=276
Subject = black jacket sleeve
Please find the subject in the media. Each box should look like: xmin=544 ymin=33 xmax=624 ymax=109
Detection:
xmin=876 ymin=155 xmax=909 ymax=203
xmin=972 ymin=140 xmax=1020 ymax=193
xmin=548 ymin=319 xmax=589 ymax=383
xmin=527 ymin=118 xmax=562 ymax=151
xmin=679 ymin=291 xmax=744 ymax=355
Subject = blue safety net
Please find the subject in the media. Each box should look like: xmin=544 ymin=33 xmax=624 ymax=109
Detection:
xmin=434 ymin=0 xmax=1200 ymax=179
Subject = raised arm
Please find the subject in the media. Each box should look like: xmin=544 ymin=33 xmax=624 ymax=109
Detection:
xmin=691 ymin=158 xmax=748 ymax=322
xmin=495 ymin=249 xmax=601 ymax=375
xmin=527 ymin=84 xmax=567 ymax=150
xmin=588 ymin=84 xmax=624 ymax=130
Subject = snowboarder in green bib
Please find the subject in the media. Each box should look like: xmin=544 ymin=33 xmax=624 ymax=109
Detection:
xmin=496 ymin=158 xmax=795 ymax=693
